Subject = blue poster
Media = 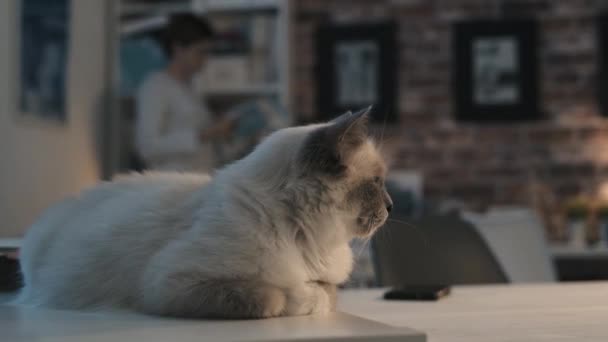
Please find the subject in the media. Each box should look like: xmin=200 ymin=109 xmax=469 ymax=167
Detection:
xmin=20 ymin=0 xmax=70 ymax=121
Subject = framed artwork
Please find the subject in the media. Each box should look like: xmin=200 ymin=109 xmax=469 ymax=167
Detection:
xmin=316 ymin=21 xmax=397 ymax=123
xmin=452 ymin=19 xmax=540 ymax=122
xmin=19 ymin=0 xmax=70 ymax=122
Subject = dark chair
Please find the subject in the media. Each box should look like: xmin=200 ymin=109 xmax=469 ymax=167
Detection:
xmin=371 ymin=211 xmax=508 ymax=286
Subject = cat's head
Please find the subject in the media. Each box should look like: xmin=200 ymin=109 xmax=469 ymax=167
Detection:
xmin=297 ymin=107 xmax=392 ymax=238
xmin=234 ymin=107 xmax=392 ymax=239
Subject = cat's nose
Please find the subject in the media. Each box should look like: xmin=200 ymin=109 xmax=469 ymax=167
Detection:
xmin=384 ymin=191 xmax=393 ymax=213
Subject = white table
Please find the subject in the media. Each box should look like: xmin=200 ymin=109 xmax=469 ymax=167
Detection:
xmin=0 ymin=305 xmax=424 ymax=342
xmin=0 ymin=238 xmax=21 ymax=253
xmin=338 ymin=282 xmax=608 ymax=342
xmin=3 ymin=282 xmax=606 ymax=341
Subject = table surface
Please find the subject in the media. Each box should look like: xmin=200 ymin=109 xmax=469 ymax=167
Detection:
xmin=338 ymin=282 xmax=608 ymax=342
xmin=2 ymin=282 xmax=606 ymax=341
xmin=0 ymin=238 xmax=21 ymax=253
xmin=0 ymin=303 xmax=424 ymax=342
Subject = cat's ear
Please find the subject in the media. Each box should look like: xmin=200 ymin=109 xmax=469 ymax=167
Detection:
xmin=298 ymin=106 xmax=372 ymax=177
xmin=327 ymin=106 xmax=371 ymax=155
xmin=328 ymin=110 xmax=353 ymax=124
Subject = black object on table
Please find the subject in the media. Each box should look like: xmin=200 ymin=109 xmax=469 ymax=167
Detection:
xmin=384 ymin=285 xmax=451 ymax=301
xmin=0 ymin=255 xmax=22 ymax=292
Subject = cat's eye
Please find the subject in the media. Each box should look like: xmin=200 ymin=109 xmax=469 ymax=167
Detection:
xmin=373 ymin=176 xmax=382 ymax=184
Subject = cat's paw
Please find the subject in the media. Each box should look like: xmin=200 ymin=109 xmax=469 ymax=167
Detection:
xmin=309 ymin=291 xmax=332 ymax=315
xmin=255 ymin=286 xmax=287 ymax=318
xmin=284 ymin=283 xmax=332 ymax=316
xmin=318 ymin=282 xmax=337 ymax=311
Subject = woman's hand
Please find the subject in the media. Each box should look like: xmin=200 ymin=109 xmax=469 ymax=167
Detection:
xmin=199 ymin=117 xmax=237 ymax=142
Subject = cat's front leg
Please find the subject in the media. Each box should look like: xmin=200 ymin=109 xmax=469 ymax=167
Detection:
xmin=318 ymin=281 xmax=337 ymax=310
xmin=283 ymin=281 xmax=335 ymax=316
xmin=140 ymin=274 xmax=287 ymax=319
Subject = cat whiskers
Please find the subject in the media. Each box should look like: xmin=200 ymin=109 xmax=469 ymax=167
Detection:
xmin=353 ymin=238 xmax=370 ymax=260
xmin=385 ymin=218 xmax=430 ymax=248
xmin=354 ymin=227 xmax=375 ymax=261
xmin=345 ymin=214 xmax=376 ymax=259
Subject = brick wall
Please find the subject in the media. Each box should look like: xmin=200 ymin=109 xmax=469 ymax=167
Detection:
xmin=291 ymin=0 xmax=608 ymax=209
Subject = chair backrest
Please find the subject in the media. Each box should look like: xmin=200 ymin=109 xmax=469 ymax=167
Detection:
xmin=462 ymin=208 xmax=557 ymax=283
xmin=372 ymin=212 xmax=508 ymax=286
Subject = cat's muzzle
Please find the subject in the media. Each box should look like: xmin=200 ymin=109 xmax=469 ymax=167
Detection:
xmin=356 ymin=211 xmax=389 ymax=237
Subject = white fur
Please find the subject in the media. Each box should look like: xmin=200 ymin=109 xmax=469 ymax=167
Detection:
xmin=16 ymin=121 xmax=385 ymax=317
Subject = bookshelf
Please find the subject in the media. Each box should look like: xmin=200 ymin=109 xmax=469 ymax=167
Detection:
xmin=203 ymin=83 xmax=281 ymax=96
xmin=194 ymin=0 xmax=280 ymax=12
xmin=112 ymin=0 xmax=293 ymax=174
xmin=550 ymin=244 xmax=608 ymax=259
xmin=193 ymin=0 xmax=292 ymax=113
xmin=118 ymin=0 xmax=292 ymax=112
xmin=121 ymin=1 xmax=191 ymax=17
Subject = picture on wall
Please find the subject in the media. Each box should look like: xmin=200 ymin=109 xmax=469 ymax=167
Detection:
xmin=452 ymin=20 xmax=540 ymax=121
xmin=317 ymin=22 xmax=397 ymax=123
xmin=473 ymin=37 xmax=519 ymax=105
xmin=20 ymin=0 xmax=70 ymax=122
xmin=336 ymin=41 xmax=379 ymax=107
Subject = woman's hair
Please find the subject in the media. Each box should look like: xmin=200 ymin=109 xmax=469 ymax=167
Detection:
xmin=161 ymin=13 xmax=215 ymax=58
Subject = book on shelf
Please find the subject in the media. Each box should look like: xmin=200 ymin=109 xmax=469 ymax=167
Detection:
xmin=203 ymin=13 xmax=278 ymax=91
xmin=200 ymin=0 xmax=279 ymax=12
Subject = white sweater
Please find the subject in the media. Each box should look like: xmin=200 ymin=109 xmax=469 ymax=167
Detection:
xmin=135 ymin=71 xmax=215 ymax=172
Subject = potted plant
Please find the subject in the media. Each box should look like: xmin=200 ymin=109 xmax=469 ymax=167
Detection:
xmin=597 ymin=202 xmax=608 ymax=246
xmin=585 ymin=203 xmax=601 ymax=247
xmin=564 ymin=197 xmax=591 ymax=248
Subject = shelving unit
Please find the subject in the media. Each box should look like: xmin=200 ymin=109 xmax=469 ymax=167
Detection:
xmin=194 ymin=0 xmax=279 ymax=12
xmin=203 ymin=83 xmax=281 ymax=96
xmin=193 ymin=0 xmax=292 ymax=112
xmin=108 ymin=0 xmax=292 ymax=176
xmin=550 ymin=244 xmax=608 ymax=281
xmin=118 ymin=0 xmax=291 ymax=110
xmin=550 ymin=244 xmax=608 ymax=259
xmin=120 ymin=1 xmax=191 ymax=17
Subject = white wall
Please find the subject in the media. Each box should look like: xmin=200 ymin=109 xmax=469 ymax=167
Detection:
xmin=0 ymin=0 xmax=110 ymax=237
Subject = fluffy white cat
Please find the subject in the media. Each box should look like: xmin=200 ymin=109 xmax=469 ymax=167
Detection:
xmin=16 ymin=108 xmax=392 ymax=318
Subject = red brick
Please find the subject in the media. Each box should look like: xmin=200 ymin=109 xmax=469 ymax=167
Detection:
xmin=290 ymin=0 xmax=605 ymax=209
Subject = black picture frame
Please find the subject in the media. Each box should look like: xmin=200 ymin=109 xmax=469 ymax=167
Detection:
xmin=316 ymin=21 xmax=397 ymax=123
xmin=19 ymin=0 xmax=70 ymax=122
xmin=452 ymin=19 xmax=540 ymax=122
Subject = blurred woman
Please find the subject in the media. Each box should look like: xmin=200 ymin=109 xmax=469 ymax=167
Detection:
xmin=135 ymin=13 xmax=234 ymax=172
